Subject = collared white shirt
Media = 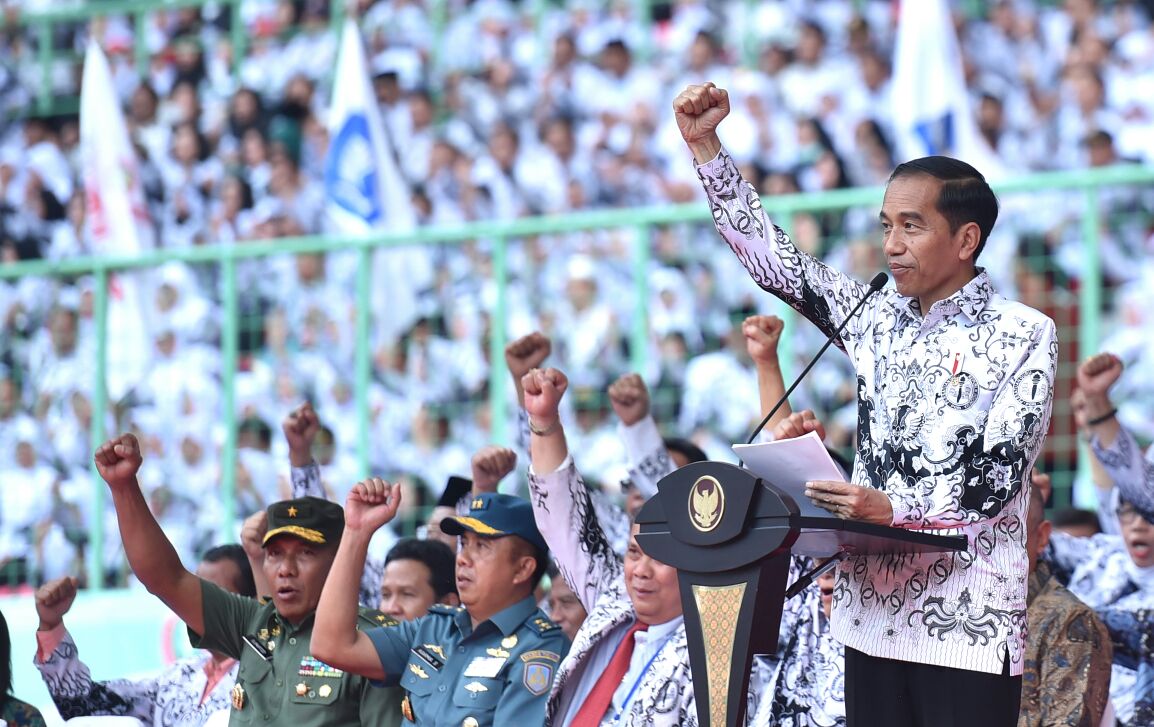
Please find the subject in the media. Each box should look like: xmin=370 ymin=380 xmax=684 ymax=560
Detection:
xmin=609 ymin=617 xmax=685 ymax=723
xmin=696 ymin=148 xmax=1057 ymax=676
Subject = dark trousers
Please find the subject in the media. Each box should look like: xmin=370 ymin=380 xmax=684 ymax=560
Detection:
xmin=844 ymin=647 xmax=1021 ymax=727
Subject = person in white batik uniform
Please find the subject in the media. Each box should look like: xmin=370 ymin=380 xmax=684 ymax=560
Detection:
xmin=522 ymin=366 xmax=696 ymax=727
xmin=675 ymin=82 xmax=1056 ymax=726
xmin=34 ymin=546 xmax=254 ymax=726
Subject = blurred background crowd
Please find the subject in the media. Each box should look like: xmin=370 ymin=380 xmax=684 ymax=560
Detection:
xmin=1 ymin=0 xmax=1153 ymax=588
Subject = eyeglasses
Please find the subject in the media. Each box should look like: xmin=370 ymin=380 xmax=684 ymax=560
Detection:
xmin=1117 ymin=504 xmax=1153 ymax=526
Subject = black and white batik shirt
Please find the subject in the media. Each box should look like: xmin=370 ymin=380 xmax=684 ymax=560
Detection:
xmin=696 ymin=148 xmax=1057 ymax=676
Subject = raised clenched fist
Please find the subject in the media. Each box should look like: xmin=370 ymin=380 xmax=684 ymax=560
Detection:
xmin=608 ymin=373 xmax=650 ymax=427
xmin=1076 ymin=352 xmax=1123 ymax=400
xmin=36 ymin=576 xmax=80 ymax=631
xmin=743 ymin=315 xmax=785 ymax=368
xmin=673 ymin=82 xmax=730 ymax=151
xmin=94 ymin=434 xmax=143 ymax=491
xmin=345 ymin=478 xmax=402 ymax=533
xmin=283 ymin=402 xmax=321 ymax=464
xmin=505 ymin=333 xmax=552 ymax=382
xmin=521 ymin=367 xmax=569 ymax=427
xmin=471 ymin=446 xmax=518 ymax=493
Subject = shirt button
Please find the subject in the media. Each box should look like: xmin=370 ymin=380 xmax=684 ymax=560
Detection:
xmin=438 ymin=685 xmax=446 ymax=692
xmin=262 ymin=715 xmax=270 ymax=721
xmin=289 ymin=637 xmax=297 ymax=645
xmin=276 ymin=680 xmax=282 ymax=687
xmin=458 ymin=646 xmax=465 ymax=653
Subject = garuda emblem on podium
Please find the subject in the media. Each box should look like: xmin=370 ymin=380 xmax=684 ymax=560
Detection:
xmin=689 ymin=475 xmax=725 ymax=532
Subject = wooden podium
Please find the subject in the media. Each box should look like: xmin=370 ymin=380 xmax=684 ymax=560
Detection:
xmin=634 ymin=461 xmax=966 ymax=727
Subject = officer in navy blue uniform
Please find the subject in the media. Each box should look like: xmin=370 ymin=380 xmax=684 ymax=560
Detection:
xmin=312 ymin=479 xmax=569 ymax=727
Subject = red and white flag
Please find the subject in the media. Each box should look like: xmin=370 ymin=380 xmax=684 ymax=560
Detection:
xmin=80 ymin=40 xmax=154 ymax=401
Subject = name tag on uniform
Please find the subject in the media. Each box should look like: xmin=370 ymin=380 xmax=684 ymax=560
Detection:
xmin=463 ymin=656 xmax=505 ymax=678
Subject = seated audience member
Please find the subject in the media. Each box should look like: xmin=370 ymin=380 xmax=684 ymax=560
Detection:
xmin=522 ymin=365 xmax=695 ymax=726
xmin=312 ymin=480 xmax=567 ymax=727
xmin=1044 ymin=477 xmax=1154 ymax=725
xmin=546 ymin=563 xmax=588 ymax=642
xmin=1020 ymin=474 xmax=1112 ymax=727
xmin=379 ymin=537 xmax=459 ymax=621
xmin=93 ymin=433 xmax=403 ymax=727
xmin=34 ymin=545 xmax=255 ymax=725
xmin=2 ymin=610 xmax=47 ymax=727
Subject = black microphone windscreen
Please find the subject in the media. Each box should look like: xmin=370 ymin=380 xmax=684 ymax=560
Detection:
xmin=869 ymin=271 xmax=889 ymax=291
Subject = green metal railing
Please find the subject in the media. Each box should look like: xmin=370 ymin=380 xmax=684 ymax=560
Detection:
xmin=3 ymin=162 xmax=1153 ymax=590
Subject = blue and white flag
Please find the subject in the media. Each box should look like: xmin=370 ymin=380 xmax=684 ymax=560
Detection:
xmin=325 ymin=20 xmax=430 ymax=341
xmin=892 ymin=0 xmax=1008 ymax=180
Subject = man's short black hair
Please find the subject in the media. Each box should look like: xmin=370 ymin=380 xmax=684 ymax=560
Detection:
xmin=888 ymin=156 xmax=999 ymax=259
xmin=1050 ymin=507 xmax=1101 ymax=534
xmin=202 ymin=543 xmax=257 ymax=598
xmin=386 ymin=537 xmax=458 ymax=598
xmin=664 ymin=437 xmax=708 ymax=464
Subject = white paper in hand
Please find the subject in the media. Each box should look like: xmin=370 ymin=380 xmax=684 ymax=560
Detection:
xmin=732 ymin=431 xmax=847 ymax=517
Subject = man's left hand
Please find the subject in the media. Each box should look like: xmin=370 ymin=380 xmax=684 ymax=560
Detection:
xmin=805 ymin=480 xmax=893 ymax=525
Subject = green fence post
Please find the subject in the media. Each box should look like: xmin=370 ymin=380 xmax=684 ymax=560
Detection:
xmin=37 ymin=21 xmax=52 ymax=114
xmin=1075 ymin=187 xmax=1103 ymax=509
xmin=220 ymin=254 xmax=239 ymax=539
xmin=631 ymin=224 xmax=650 ymax=375
xmin=356 ymin=245 xmax=372 ymax=478
xmin=231 ymin=1 xmax=246 ymax=80
xmin=134 ymin=9 xmax=150 ymax=80
xmin=488 ymin=236 xmax=509 ymax=448
xmin=86 ymin=266 xmax=110 ymax=591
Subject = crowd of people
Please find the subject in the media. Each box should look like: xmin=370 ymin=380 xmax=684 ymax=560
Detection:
xmin=0 ymin=1 xmax=1152 ymax=723
xmin=2 ymin=0 xmax=1154 ymax=586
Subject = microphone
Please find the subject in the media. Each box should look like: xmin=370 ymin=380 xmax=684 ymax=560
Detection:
xmin=744 ymin=271 xmax=889 ymax=445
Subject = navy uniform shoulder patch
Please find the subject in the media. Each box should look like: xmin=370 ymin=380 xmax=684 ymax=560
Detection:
xmin=526 ymin=615 xmax=562 ymax=636
xmin=358 ymin=608 xmax=399 ymax=629
xmin=522 ymin=660 xmax=553 ymax=696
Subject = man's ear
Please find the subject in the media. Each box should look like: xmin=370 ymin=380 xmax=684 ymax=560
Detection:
xmin=440 ymin=592 xmax=461 ymax=607
xmin=511 ymin=554 xmax=538 ymax=588
xmin=1037 ymin=520 xmax=1052 ymax=556
xmin=956 ymin=221 xmax=981 ymax=262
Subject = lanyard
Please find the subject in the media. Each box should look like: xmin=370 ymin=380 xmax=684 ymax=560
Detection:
xmin=611 ymin=629 xmax=677 ymax=723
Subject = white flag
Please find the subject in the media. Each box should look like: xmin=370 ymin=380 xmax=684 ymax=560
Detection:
xmin=80 ymin=41 xmax=154 ymax=401
xmin=325 ymin=20 xmax=431 ymax=342
xmin=892 ymin=0 xmax=1008 ymax=180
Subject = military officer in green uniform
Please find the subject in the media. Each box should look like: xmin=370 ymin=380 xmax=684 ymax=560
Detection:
xmin=313 ymin=479 xmax=569 ymax=726
xmin=93 ymin=433 xmax=403 ymax=727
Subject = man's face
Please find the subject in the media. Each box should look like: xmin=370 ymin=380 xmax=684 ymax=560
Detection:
xmin=1119 ymin=503 xmax=1154 ymax=568
xmin=455 ymin=532 xmax=533 ymax=622
xmin=197 ymin=558 xmax=245 ymax=595
xmin=263 ymin=535 xmax=336 ymax=624
xmin=880 ymin=175 xmax=975 ymax=310
xmin=548 ymin=574 xmax=588 ymax=641
xmin=379 ymin=558 xmax=440 ymax=622
xmin=624 ymin=524 xmax=682 ymax=625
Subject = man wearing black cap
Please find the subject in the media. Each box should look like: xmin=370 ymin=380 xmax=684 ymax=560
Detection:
xmin=312 ymin=478 xmax=569 ymax=727
xmin=93 ymin=433 xmax=403 ymax=727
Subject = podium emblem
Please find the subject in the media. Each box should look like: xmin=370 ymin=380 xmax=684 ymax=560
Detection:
xmin=689 ymin=476 xmax=725 ymax=532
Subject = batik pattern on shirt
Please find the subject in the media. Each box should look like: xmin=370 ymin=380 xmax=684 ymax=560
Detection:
xmin=529 ymin=456 xmax=696 ymax=726
xmin=696 ymin=148 xmax=1057 ymax=675
xmin=1018 ymin=562 xmax=1112 ymax=727
xmin=747 ymin=557 xmax=845 ymax=727
xmin=35 ymin=629 xmax=234 ymax=726
xmin=1046 ymin=531 xmax=1154 ymax=725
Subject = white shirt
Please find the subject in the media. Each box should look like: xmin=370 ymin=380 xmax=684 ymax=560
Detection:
xmin=608 ymin=616 xmax=685 ymax=722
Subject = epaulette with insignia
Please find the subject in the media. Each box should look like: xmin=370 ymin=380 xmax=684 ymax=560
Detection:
xmin=357 ymin=608 xmax=399 ymax=628
xmin=527 ymin=616 xmax=561 ymax=635
xmin=428 ymin=603 xmax=465 ymax=616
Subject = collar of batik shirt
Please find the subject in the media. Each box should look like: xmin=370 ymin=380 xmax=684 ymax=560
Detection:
xmin=894 ymin=267 xmax=994 ymax=324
